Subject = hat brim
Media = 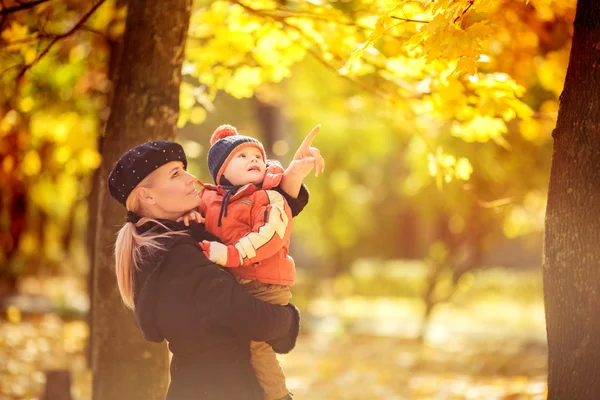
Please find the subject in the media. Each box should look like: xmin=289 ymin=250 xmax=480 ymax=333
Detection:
xmin=216 ymin=142 xmax=266 ymax=185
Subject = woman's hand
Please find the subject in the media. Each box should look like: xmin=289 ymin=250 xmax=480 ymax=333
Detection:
xmin=176 ymin=209 xmax=205 ymax=226
xmin=281 ymin=125 xmax=325 ymax=198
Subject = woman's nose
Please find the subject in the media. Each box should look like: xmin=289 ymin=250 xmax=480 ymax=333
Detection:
xmin=184 ymin=171 xmax=197 ymax=184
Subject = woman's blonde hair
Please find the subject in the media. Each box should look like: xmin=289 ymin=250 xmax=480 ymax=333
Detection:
xmin=113 ymin=175 xmax=186 ymax=309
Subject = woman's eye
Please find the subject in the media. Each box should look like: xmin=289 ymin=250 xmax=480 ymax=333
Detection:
xmin=172 ymin=171 xmax=179 ymax=178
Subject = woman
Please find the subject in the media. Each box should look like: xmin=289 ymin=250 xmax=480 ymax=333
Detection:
xmin=107 ymin=132 xmax=324 ymax=400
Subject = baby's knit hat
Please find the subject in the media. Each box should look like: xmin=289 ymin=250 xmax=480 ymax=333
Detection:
xmin=207 ymin=125 xmax=266 ymax=185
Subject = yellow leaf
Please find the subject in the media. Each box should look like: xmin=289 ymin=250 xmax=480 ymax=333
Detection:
xmin=452 ymin=116 xmax=507 ymax=142
xmin=22 ymin=150 xmax=42 ymax=176
xmin=55 ymin=146 xmax=71 ymax=164
xmin=427 ymin=153 xmax=438 ymax=176
xmin=343 ymin=2 xmax=408 ymax=73
xmin=454 ymin=158 xmax=473 ymax=180
xmin=6 ymin=306 xmax=21 ymax=323
xmin=3 ymin=156 xmax=15 ymax=174
xmin=24 ymin=48 xmax=37 ymax=64
xmin=177 ymin=110 xmax=189 ymax=128
xmin=540 ymin=100 xmax=559 ymax=115
xmin=109 ymin=21 xmax=126 ymax=38
xmin=519 ymin=119 xmax=542 ymax=142
xmin=189 ymin=107 xmax=207 ymax=124
xmin=180 ymin=82 xmax=196 ymax=110
xmin=79 ymin=148 xmax=102 ymax=170
xmin=19 ymin=97 xmax=35 ymax=113
xmin=69 ymin=44 xmax=89 ymax=63
xmin=455 ymin=57 xmax=478 ymax=75
xmin=538 ymin=50 xmax=569 ymax=96
xmin=224 ymin=66 xmax=262 ymax=98
xmin=1 ymin=22 xmax=30 ymax=51
xmin=0 ymin=110 xmax=20 ymax=135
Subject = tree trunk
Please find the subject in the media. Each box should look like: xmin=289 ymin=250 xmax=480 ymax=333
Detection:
xmin=543 ymin=1 xmax=600 ymax=398
xmin=91 ymin=0 xmax=192 ymax=399
xmin=418 ymin=285 xmax=435 ymax=343
xmin=86 ymin=1 xmax=125 ymax=368
xmin=86 ymin=0 xmax=127 ymax=369
xmin=42 ymin=370 xmax=72 ymax=400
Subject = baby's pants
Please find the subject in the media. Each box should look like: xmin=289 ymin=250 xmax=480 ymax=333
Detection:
xmin=239 ymin=279 xmax=292 ymax=400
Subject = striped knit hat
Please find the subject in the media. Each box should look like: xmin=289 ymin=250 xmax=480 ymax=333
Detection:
xmin=207 ymin=125 xmax=266 ymax=185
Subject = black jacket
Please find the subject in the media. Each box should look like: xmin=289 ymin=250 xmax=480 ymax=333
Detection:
xmin=132 ymin=186 xmax=308 ymax=400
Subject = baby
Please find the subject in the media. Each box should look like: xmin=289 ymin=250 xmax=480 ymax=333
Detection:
xmin=195 ymin=124 xmax=318 ymax=400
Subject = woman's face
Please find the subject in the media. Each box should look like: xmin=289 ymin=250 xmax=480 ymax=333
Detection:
xmin=137 ymin=161 xmax=200 ymax=220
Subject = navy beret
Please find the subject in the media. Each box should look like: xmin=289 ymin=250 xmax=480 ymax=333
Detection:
xmin=108 ymin=141 xmax=187 ymax=207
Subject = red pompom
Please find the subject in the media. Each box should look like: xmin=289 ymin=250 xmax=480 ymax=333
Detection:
xmin=210 ymin=125 xmax=238 ymax=145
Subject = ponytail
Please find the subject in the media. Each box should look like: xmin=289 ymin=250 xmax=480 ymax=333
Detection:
xmin=113 ymin=185 xmax=186 ymax=309
xmin=114 ymin=222 xmax=138 ymax=309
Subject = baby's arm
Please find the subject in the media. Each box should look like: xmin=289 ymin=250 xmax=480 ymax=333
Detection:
xmin=200 ymin=190 xmax=293 ymax=267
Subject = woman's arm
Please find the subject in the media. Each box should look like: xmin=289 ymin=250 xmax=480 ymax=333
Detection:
xmin=173 ymin=243 xmax=300 ymax=352
xmin=274 ymin=184 xmax=309 ymax=217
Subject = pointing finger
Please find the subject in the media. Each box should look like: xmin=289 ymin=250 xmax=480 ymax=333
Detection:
xmin=299 ymin=125 xmax=321 ymax=150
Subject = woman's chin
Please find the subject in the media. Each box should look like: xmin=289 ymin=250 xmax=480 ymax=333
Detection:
xmin=189 ymin=196 xmax=201 ymax=208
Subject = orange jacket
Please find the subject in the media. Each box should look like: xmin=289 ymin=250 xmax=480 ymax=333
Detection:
xmin=197 ymin=162 xmax=295 ymax=286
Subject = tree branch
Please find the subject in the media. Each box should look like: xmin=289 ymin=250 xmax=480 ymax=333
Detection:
xmin=0 ymin=0 xmax=51 ymax=15
xmin=454 ymin=0 xmax=475 ymax=24
xmin=16 ymin=0 xmax=106 ymax=80
xmin=229 ymin=0 xmax=391 ymax=98
xmin=243 ymin=7 xmax=426 ymax=40
xmin=390 ymin=16 xmax=430 ymax=24
xmin=79 ymin=25 xmax=108 ymax=38
xmin=0 ymin=4 xmax=6 ymax=31
xmin=248 ymin=8 xmax=378 ymax=29
xmin=1 ymin=23 xmax=107 ymax=48
xmin=0 ymin=0 xmax=8 ymax=31
xmin=228 ymin=0 xmax=437 ymax=154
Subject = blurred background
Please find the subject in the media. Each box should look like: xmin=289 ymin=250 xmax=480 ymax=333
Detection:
xmin=0 ymin=0 xmax=575 ymax=398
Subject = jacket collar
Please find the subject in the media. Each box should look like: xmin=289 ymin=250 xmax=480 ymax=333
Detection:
xmin=198 ymin=159 xmax=285 ymax=201
xmin=135 ymin=217 xmax=220 ymax=242
xmin=199 ymin=181 xmax=260 ymax=200
xmin=135 ymin=217 xmax=186 ymax=235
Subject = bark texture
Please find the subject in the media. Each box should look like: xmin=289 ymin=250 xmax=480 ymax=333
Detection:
xmin=91 ymin=0 xmax=192 ymax=399
xmin=543 ymin=1 xmax=600 ymax=398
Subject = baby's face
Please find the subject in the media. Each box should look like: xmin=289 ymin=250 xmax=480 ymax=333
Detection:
xmin=222 ymin=146 xmax=266 ymax=186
